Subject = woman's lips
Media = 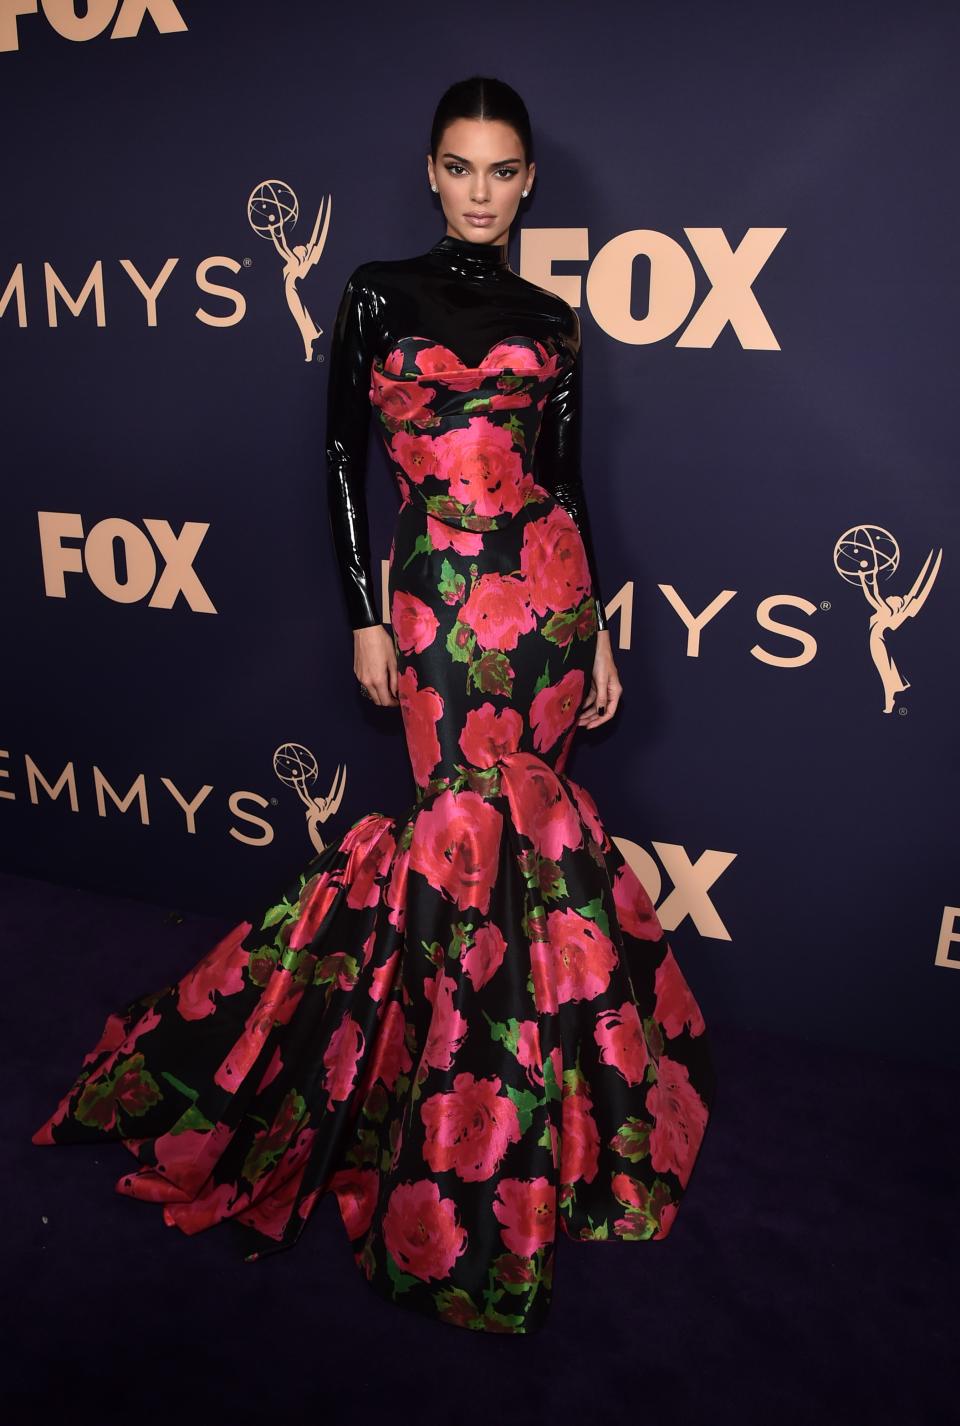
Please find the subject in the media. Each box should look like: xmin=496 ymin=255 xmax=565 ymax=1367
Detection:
xmin=465 ymin=213 xmax=495 ymax=225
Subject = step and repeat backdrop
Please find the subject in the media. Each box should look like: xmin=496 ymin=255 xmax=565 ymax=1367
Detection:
xmin=1 ymin=1 xmax=956 ymax=1064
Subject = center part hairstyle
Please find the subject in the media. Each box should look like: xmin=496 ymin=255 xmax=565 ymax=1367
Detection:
xmin=429 ymin=74 xmax=535 ymax=165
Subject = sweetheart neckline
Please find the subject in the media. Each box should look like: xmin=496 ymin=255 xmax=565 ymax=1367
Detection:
xmin=372 ymin=332 xmax=556 ymax=379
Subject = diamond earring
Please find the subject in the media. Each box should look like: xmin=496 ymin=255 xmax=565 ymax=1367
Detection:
xmin=430 ymin=183 xmax=438 ymax=192
xmin=521 ymin=188 xmax=528 ymax=196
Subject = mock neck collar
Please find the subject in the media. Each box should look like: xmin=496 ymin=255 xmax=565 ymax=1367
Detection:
xmin=428 ymin=232 xmax=510 ymax=276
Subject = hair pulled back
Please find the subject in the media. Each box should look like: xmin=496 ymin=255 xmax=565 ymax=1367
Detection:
xmin=429 ymin=75 xmax=534 ymax=166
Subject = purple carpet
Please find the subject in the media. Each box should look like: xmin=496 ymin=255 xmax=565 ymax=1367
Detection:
xmin=4 ymin=868 xmax=955 ymax=1426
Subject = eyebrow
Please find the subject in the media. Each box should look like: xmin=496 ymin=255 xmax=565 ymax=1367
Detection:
xmin=440 ymin=151 xmax=523 ymax=166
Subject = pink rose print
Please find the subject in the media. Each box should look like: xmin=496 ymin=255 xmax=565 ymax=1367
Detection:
xmin=422 ymin=967 xmax=469 ymax=1071
xmin=369 ymin=366 xmax=436 ymax=426
xmin=520 ymin=505 xmax=592 ymax=614
xmin=533 ymin=907 xmax=618 ymax=1006
xmin=386 ymin=845 xmax=409 ymax=933
xmin=654 ymin=1202 xmax=679 ymax=1239
xmin=654 ymin=949 xmax=707 ymax=1038
xmin=415 ymin=343 xmax=485 ymax=392
xmin=612 ymin=861 xmax=662 ymax=942
xmin=342 ymin=815 xmax=397 ymax=914
xmin=368 ymin=947 xmax=399 ymax=1003
xmin=461 ymin=921 xmax=508 ymax=991
xmin=383 ymin=1180 xmax=468 ymax=1280
xmin=420 ymin=1072 xmax=522 ymax=1181
xmin=149 ymin=1121 xmax=235 ymax=1197
xmin=392 ymin=590 xmax=440 ymax=655
xmin=397 ymin=667 xmax=444 ymax=787
xmin=434 ymin=418 xmax=525 ymax=517
xmin=514 ymin=1019 xmax=544 ymax=1086
xmin=500 ymin=752 xmax=583 ymax=860
xmin=487 ymin=390 xmax=533 ymax=411
xmin=176 ymin=924 xmax=249 ymax=1021
xmin=409 ymin=789 xmax=503 ymax=914
xmin=458 ymin=702 xmax=523 ymax=768
xmin=493 ymin=1176 xmax=556 ymax=1257
xmin=328 ymin=1165 xmax=379 ymax=1241
xmin=565 ymin=776 xmax=605 ymax=846
xmin=322 ymin=1012 xmax=365 ymax=1107
xmin=530 ymin=668 xmax=585 ymax=753
xmin=357 ymin=999 xmax=412 ymax=1092
xmin=514 ymin=1025 xmax=560 ymax=1093
xmin=485 ymin=339 xmax=559 ymax=382
xmin=594 ymin=1000 xmax=649 ymax=1086
xmin=560 ymin=1089 xmax=600 ymax=1185
xmin=426 ymin=514 xmax=483 ymax=556
xmin=646 ymin=1056 xmax=709 ymax=1189
xmin=287 ymin=869 xmax=336 ymax=950
xmin=459 ymin=572 xmax=537 ymax=652
xmin=390 ymin=430 xmax=438 ymax=484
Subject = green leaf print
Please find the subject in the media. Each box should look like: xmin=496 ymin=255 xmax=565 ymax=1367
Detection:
xmin=643 ymin=1014 xmax=665 ymax=1059
xmin=541 ymin=1051 xmax=561 ymax=1103
xmin=538 ymin=858 xmax=568 ymax=902
xmin=169 ymin=1103 xmax=216 ymax=1135
xmin=401 ymin=532 xmax=433 ymax=570
xmin=446 ymin=619 xmax=475 ymax=664
xmin=576 ymin=896 xmax=611 ymax=938
xmin=581 ymin=1217 xmax=610 ymax=1240
xmin=75 ymin=1053 xmax=163 ymax=1130
xmin=469 ymin=649 xmax=514 ymax=697
xmin=505 ymin=1085 xmax=541 ymax=1136
xmin=159 ymin=1071 xmax=199 ymax=1103
xmin=482 ymin=1011 xmax=521 ymax=1057
xmin=437 ymin=557 xmax=466 ymax=602
xmin=260 ymin=898 xmax=295 ymax=930
xmin=503 ymin=411 xmax=527 ymax=449
xmin=610 ymin=1116 xmax=652 ymax=1162
xmin=447 ymin=920 xmax=476 ymax=960
xmin=386 ymin=1251 xmax=421 ymax=1297
xmin=434 ymin=1287 xmax=483 ymax=1326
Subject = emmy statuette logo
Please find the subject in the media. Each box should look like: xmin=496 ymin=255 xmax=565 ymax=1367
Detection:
xmin=273 ymin=743 xmax=346 ymax=856
xmin=833 ymin=525 xmax=942 ymax=714
xmin=247 ymin=180 xmax=332 ymax=362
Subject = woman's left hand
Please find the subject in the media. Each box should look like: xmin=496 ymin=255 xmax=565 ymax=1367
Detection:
xmin=577 ymin=629 xmax=622 ymax=728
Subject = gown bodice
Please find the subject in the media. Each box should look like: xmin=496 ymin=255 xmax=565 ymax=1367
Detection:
xmin=325 ymin=232 xmax=608 ymax=632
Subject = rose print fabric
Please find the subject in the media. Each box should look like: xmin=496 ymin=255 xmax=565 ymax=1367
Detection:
xmin=32 ymin=334 xmax=716 ymax=1334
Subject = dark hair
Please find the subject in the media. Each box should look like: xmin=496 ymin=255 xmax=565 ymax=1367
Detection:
xmin=429 ymin=75 xmax=534 ymax=166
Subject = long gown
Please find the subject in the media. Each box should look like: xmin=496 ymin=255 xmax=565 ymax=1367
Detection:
xmin=32 ymin=232 xmax=716 ymax=1334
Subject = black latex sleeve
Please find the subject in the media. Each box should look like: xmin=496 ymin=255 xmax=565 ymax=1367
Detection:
xmin=324 ymin=269 xmax=381 ymax=630
xmin=534 ymin=337 xmax=609 ymax=633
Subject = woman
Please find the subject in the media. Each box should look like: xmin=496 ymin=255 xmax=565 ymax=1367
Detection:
xmin=32 ymin=76 xmax=716 ymax=1335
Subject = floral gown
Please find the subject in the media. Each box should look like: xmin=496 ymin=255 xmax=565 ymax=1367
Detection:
xmin=32 ymin=321 xmax=716 ymax=1335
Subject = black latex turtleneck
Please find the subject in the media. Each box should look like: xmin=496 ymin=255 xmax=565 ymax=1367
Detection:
xmin=427 ymin=231 xmax=510 ymax=277
xmin=324 ymin=230 xmax=609 ymax=633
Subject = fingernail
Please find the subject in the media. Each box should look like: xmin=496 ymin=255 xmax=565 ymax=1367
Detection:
xmin=597 ymin=705 xmax=605 ymax=714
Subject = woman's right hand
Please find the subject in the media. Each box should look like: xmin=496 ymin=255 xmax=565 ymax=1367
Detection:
xmin=353 ymin=624 xmax=400 ymax=706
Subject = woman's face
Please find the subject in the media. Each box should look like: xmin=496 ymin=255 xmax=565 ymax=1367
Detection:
xmin=427 ymin=117 xmax=534 ymax=247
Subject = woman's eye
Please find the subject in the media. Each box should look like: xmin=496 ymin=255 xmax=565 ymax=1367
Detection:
xmin=442 ymin=164 xmax=519 ymax=179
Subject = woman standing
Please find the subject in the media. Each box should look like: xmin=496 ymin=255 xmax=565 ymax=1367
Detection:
xmin=33 ymin=76 xmax=716 ymax=1335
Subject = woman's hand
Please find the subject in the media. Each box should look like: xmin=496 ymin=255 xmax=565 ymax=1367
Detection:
xmin=577 ymin=629 xmax=622 ymax=728
xmin=353 ymin=624 xmax=399 ymax=706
